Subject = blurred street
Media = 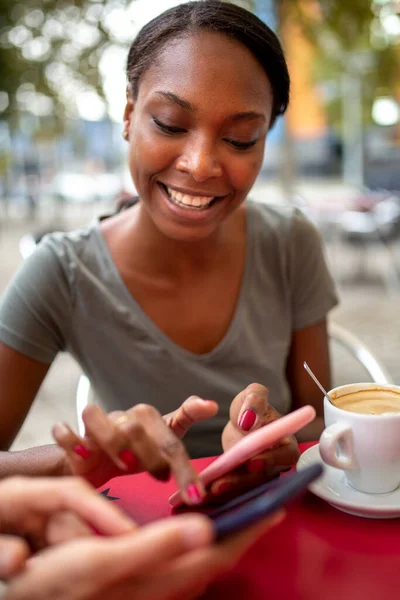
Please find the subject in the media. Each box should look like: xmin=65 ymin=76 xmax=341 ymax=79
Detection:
xmin=2 ymin=176 xmax=399 ymax=451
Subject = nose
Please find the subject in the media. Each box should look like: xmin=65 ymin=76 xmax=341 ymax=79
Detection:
xmin=176 ymin=136 xmax=223 ymax=182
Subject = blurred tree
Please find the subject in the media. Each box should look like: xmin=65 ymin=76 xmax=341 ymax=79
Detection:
xmin=0 ymin=0 xmax=255 ymax=124
xmin=0 ymin=0 xmax=117 ymax=123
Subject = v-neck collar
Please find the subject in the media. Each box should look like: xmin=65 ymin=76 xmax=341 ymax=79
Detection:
xmin=92 ymin=202 xmax=255 ymax=362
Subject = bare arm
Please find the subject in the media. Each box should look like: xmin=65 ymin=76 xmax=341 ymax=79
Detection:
xmin=0 ymin=342 xmax=66 ymax=477
xmin=286 ymin=319 xmax=331 ymax=442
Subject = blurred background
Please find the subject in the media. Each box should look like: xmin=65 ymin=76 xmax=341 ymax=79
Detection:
xmin=0 ymin=0 xmax=399 ymax=449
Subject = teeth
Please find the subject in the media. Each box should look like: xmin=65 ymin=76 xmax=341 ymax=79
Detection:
xmin=166 ymin=186 xmax=214 ymax=209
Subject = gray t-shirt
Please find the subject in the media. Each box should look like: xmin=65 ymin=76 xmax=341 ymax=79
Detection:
xmin=0 ymin=201 xmax=338 ymax=457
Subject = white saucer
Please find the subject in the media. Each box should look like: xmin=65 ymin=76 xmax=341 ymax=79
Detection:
xmin=297 ymin=444 xmax=400 ymax=519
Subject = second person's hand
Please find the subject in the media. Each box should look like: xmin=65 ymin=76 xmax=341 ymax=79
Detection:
xmin=0 ymin=476 xmax=135 ymax=578
xmin=4 ymin=509 xmax=285 ymax=600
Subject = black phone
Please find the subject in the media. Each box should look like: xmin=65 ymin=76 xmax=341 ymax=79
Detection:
xmin=209 ymin=463 xmax=323 ymax=540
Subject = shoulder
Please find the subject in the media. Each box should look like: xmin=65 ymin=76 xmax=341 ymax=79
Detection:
xmin=39 ymin=221 xmax=98 ymax=259
xmin=14 ymin=222 xmax=102 ymax=299
xmin=247 ymin=200 xmax=317 ymax=237
xmin=36 ymin=221 xmax=101 ymax=275
xmin=246 ymin=201 xmax=320 ymax=252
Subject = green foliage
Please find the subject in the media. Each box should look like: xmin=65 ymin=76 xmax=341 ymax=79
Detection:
xmin=0 ymin=0 xmax=127 ymax=119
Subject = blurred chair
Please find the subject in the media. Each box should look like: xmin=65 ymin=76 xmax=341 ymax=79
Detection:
xmin=76 ymin=323 xmax=393 ymax=436
xmin=329 ymin=322 xmax=393 ymax=388
xmin=76 ymin=373 xmax=96 ymax=438
xmin=336 ymin=194 xmax=400 ymax=287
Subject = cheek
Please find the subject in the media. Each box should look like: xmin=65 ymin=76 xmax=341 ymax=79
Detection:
xmin=129 ymin=130 xmax=176 ymax=184
xmin=228 ymin=154 xmax=264 ymax=192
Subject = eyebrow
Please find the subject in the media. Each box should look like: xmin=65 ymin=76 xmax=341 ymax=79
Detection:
xmin=154 ymin=91 xmax=194 ymax=112
xmin=230 ymin=111 xmax=266 ymax=123
xmin=153 ymin=91 xmax=266 ymax=122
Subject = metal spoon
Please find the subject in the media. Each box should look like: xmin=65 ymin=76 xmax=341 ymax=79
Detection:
xmin=303 ymin=362 xmax=334 ymax=405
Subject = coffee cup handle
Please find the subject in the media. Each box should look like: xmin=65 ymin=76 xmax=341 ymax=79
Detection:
xmin=319 ymin=423 xmax=358 ymax=471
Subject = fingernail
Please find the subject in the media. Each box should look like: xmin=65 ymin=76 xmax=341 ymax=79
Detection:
xmin=247 ymin=459 xmax=265 ymax=473
xmin=119 ymin=449 xmax=138 ymax=469
xmin=73 ymin=444 xmax=92 ymax=460
xmin=186 ymin=484 xmax=202 ymax=505
xmin=214 ymin=482 xmax=231 ymax=496
xmin=239 ymin=409 xmax=256 ymax=431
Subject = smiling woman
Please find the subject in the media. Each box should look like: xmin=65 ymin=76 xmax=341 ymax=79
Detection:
xmin=0 ymin=1 xmax=337 ymax=503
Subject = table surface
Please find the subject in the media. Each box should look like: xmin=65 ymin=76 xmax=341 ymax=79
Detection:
xmin=99 ymin=442 xmax=400 ymax=600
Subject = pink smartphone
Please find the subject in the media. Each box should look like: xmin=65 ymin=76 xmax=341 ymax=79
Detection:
xmin=169 ymin=404 xmax=316 ymax=507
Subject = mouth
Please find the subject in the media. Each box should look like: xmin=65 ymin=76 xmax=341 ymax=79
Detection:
xmin=158 ymin=183 xmax=222 ymax=211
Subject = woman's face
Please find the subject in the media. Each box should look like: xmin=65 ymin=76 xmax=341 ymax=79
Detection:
xmin=124 ymin=31 xmax=273 ymax=241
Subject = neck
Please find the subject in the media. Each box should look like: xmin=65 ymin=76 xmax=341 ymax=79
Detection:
xmin=119 ymin=202 xmax=242 ymax=279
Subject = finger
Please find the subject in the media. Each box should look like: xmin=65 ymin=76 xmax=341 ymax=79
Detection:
xmin=30 ymin=514 xmax=213 ymax=589
xmin=246 ymin=437 xmax=300 ymax=472
xmin=45 ymin=511 xmax=93 ymax=546
xmin=0 ymin=535 xmax=30 ymax=580
xmin=86 ymin=514 xmax=214 ymax=582
xmin=163 ymin=396 xmax=219 ymax=439
xmin=0 ymin=477 xmax=135 ymax=538
xmin=112 ymin=415 xmax=170 ymax=481
xmin=230 ymin=383 xmax=272 ymax=433
xmin=81 ymin=405 xmax=131 ymax=471
xmin=131 ymin=404 xmax=206 ymax=505
xmin=209 ymin=470 xmax=279 ymax=497
xmin=52 ymin=422 xmax=97 ymax=473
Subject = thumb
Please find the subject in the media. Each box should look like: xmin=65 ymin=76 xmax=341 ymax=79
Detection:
xmin=0 ymin=535 xmax=30 ymax=579
xmin=164 ymin=396 xmax=219 ymax=439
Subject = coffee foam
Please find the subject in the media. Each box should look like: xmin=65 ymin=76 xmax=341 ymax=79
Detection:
xmin=332 ymin=389 xmax=400 ymax=415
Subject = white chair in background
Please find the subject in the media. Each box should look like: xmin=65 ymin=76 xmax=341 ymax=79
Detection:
xmin=329 ymin=321 xmax=392 ymax=387
xmin=76 ymin=373 xmax=96 ymax=437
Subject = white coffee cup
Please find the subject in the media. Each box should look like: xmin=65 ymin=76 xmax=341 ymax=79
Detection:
xmin=319 ymin=382 xmax=400 ymax=494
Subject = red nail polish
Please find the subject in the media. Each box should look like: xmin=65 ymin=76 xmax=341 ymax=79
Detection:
xmin=73 ymin=444 xmax=92 ymax=460
xmin=215 ymin=482 xmax=231 ymax=496
xmin=186 ymin=484 xmax=202 ymax=505
xmin=239 ymin=410 xmax=256 ymax=431
xmin=247 ymin=459 xmax=265 ymax=473
xmin=119 ymin=449 xmax=138 ymax=469
xmin=91 ymin=526 xmax=105 ymax=537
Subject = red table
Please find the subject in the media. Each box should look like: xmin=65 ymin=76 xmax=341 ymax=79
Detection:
xmin=99 ymin=443 xmax=400 ymax=600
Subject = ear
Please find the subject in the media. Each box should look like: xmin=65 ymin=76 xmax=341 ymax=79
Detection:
xmin=123 ymin=85 xmax=135 ymax=129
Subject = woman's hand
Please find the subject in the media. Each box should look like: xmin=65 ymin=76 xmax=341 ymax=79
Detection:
xmin=0 ymin=476 xmax=135 ymax=577
xmin=211 ymin=383 xmax=300 ymax=499
xmin=3 ymin=508 xmax=284 ymax=600
xmin=53 ymin=397 xmax=218 ymax=505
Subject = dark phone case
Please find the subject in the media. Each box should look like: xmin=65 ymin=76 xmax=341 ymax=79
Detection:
xmin=213 ymin=463 xmax=323 ymax=540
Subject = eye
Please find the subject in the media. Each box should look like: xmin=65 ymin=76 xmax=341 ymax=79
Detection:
xmin=153 ymin=117 xmax=186 ymax=135
xmin=224 ymin=138 xmax=258 ymax=150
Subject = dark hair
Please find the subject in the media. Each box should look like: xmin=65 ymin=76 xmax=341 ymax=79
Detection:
xmin=126 ymin=0 xmax=290 ymax=128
